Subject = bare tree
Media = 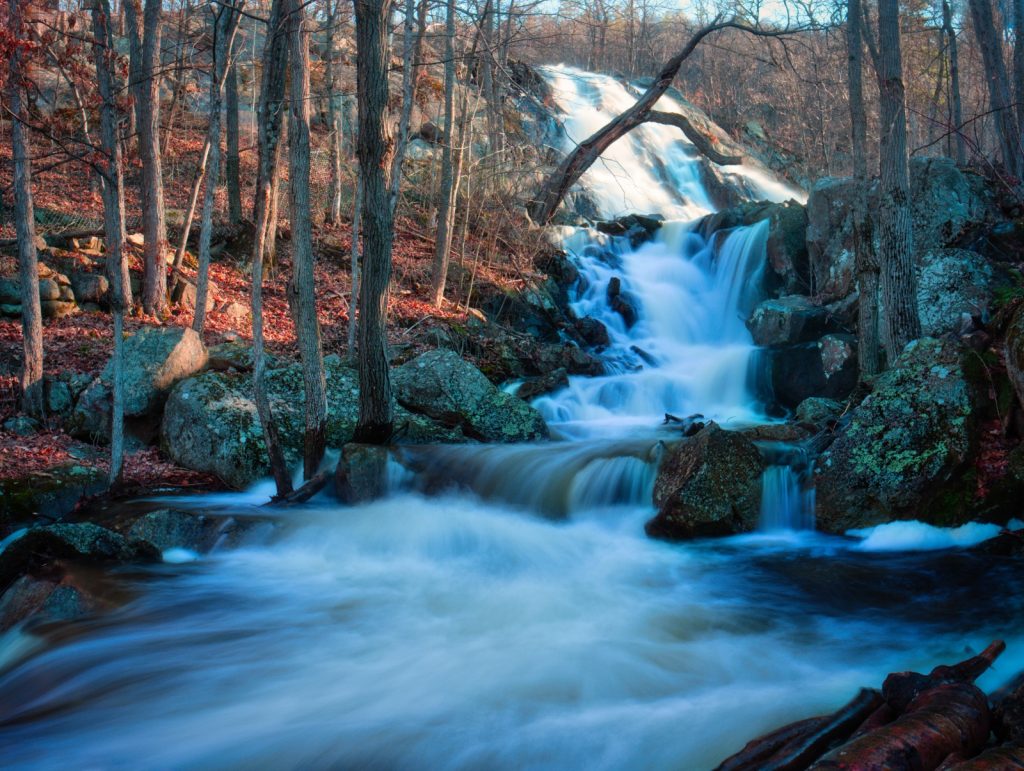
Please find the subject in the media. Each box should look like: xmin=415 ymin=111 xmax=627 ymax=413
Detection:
xmin=124 ymin=0 xmax=168 ymax=315
xmin=431 ymin=0 xmax=458 ymax=307
xmin=324 ymin=0 xmax=344 ymax=225
xmin=226 ymin=60 xmax=243 ymax=224
xmin=7 ymin=0 xmax=44 ymax=417
xmin=353 ymin=0 xmax=396 ymax=444
xmin=942 ymin=0 xmax=965 ymax=165
xmin=969 ymin=0 xmax=1021 ymax=177
xmin=876 ymin=0 xmax=921 ymax=361
xmin=287 ymin=0 xmax=328 ymax=479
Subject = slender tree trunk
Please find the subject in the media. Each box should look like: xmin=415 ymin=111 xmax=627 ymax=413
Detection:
xmin=125 ymin=0 xmax=168 ymax=315
xmin=877 ymin=0 xmax=921 ymax=361
xmin=169 ymin=137 xmax=212 ymax=297
xmin=431 ymin=0 xmax=458 ymax=307
xmin=287 ymin=1 xmax=327 ymax=479
xmin=943 ymin=0 xmax=966 ymax=165
xmin=349 ymin=170 xmax=363 ymax=359
xmin=848 ymin=0 xmax=880 ymax=380
xmin=92 ymin=0 xmax=132 ymax=486
xmin=1015 ymin=0 xmax=1024 ymax=148
xmin=226 ymin=61 xmax=243 ymax=224
xmin=353 ymin=0 xmax=395 ymax=444
xmin=252 ymin=0 xmax=293 ymax=497
xmin=192 ymin=2 xmax=241 ymax=334
xmin=389 ymin=0 xmax=422 ymax=213
xmin=267 ymin=128 xmax=284 ymax=267
xmin=8 ymin=0 xmax=44 ymax=418
xmin=324 ymin=0 xmax=343 ymax=224
xmin=969 ymin=0 xmax=1021 ymax=177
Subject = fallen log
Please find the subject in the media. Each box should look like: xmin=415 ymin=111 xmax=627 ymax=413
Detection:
xmin=715 ymin=689 xmax=882 ymax=771
xmin=883 ymin=641 xmax=1006 ymax=711
xmin=940 ymin=744 xmax=1024 ymax=769
xmin=809 ymin=681 xmax=991 ymax=770
xmin=267 ymin=470 xmax=331 ymax=505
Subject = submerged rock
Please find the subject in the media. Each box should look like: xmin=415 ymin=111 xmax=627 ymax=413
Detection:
xmin=0 ymin=575 xmax=94 ymax=631
xmin=646 ymin=422 xmax=764 ymax=539
xmin=392 ymin=349 xmax=548 ymax=442
xmin=815 ymin=338 xmax=978 ymax=532
xmin=516 ymin=368 xmax=569 ymax=401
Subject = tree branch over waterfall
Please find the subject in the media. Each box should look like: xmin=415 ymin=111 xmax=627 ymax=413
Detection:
xmin=527 ymin=16 xmax=821 ymax=225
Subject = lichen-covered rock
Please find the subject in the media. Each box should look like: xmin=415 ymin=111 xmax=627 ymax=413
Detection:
xmin=646 ymin=422 xmax=764 ymax=539
xmin=747 ymin=295 xmax=829 ymax=347
xmin=916 ymin=248 xmax=995 ymax=336
xmin=909 ymin=157 xmax=992 ymax=251
xmin=392 ymin=349 xmax=549 ymax=442
xmin=69 ymin=326 xmax=208 ymax=442
xmin=795 ymin=396 xmax=843 ymax=426
xmin=0 ymin=463 xmax=107 ymax=534
xmin=162 ymin=355 xmax=466 ymax=488
xmin=815 ymin=338 xmax=978 ymax=532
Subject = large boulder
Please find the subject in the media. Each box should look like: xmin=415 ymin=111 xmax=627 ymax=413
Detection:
xmin=161 ymin=355 xmax=466 ymax=489
xmin=747 ymin=295 xmax=830 ymax=347
xmin=768 ymin=334 xmax=858 ymax=409
xmin=646 ymin=422 xmax=764 ymax=539
xmin=70 ymin=326 xmax=208 ymax=442
xmin=916 ymin=248 xmax=996 ymax=336
xmin=806 ymin=176 xmax=859 ymax=302
xmin=909 ymin=157 xmax=992 ymax=251
xmin=815 ymin=338 xmax=979 ymax=532
xmin=392 ymin=348 xmax=549 ymax=442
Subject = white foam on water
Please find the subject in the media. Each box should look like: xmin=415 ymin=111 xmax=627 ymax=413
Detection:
xmin=848 ymin=520 xmax=1005 ymax=551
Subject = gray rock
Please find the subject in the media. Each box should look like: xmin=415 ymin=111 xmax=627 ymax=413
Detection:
xmin=45 ymin=379 xmax=74 ymax=416
xmin=815 ymin=338 xmax=978 ymax=532
xmin=335 ymin=444 xmax=391 ymax=503
xmin=747 ymin=295 xmax=829 ymax=347
xmin=516 ymin=368 xmax=569 ymax=401
xmin=172 ymin=279 xmax=217 ymax=313
xmin=207 ymin=341 xmax=277 ymax=372
xmin=3 ymin=415 xmax=40 ymax=436
xmin=38 ymin=278 xmax=61 ymax=301
xmin=0 ymin=464 xmax=108 ymax=531
xmin=70 ymin=271 xmax=110 ymax=305
xmin=392 ymin=349 xmax=549 ymax=443
xmin=795 ymin=396 xmax=843 ymax=425
xmin=806 ymin=176 xmax=859 ymax=302
xmin=0 ymin=277 xmax=20 ymax=305
xmin=646 ymin=422 xmax=764 ymax=539
xmin=1005 ymin=305 xmax=1024 ymax=409
xmin=0 ymin=575 xmax=93 ymax=632
xmin=768 ymin=335 xmax=857 ymax=409
xmin=127 ymin=508 xmax=229 ymax=553
xmin=916 ymin=248 xmax=995 ymax=336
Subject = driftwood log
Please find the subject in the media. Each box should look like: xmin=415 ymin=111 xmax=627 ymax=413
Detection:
xmin=715 ymin=641 xmax=1014 ymax=771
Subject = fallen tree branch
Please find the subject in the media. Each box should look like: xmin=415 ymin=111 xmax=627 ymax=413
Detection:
xmin=645 ymin=111 xmax=743 ymax=165
xmin=267 ymin=469 xmax=330 ymax=505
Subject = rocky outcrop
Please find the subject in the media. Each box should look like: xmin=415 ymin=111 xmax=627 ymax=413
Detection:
xmin=69 ymin=327 xmax=208 ymax=443
xmin=916 ymin=248 xmax=996 ymax=336
xmin=0 ymin=265 xmax=78 ymax=319
xmin=768 ymin=334 xmax=858 ymax=410
xmin=815 ymin=338 xmax=979 ymax=532
xmin=392 ymin=349 xmax=549 ymax=442
xmin=646 ymin=422 xmax=764 ymax=539
xmin=747 ymin=295 xmax=830 ymax=347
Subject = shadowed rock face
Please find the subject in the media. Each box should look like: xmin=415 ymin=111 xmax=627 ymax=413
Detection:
xmin=646 ymin=422 xmax=764 ymax=540
xmin=814 ymin=338 xmax=979 ymax=533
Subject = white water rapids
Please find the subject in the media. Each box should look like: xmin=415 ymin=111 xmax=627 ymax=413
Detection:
xmin=3 ymin=66 xmax=1023 ymax=770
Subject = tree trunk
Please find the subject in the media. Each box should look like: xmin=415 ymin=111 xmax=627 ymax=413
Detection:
xmin=848 ymin=0 xmax=880 ymax=380
xmin=353 ymin=0 xmax=395 ymax=444
xmin=389 ymin=0 xmax=425 ymax=214
xmin=169 ymin=137 xmax=212 ymax=297
xmin=252 ymin=0 xmax=293 ymax=498
xmin=943 ymin=0 xmax=965 ymax=166
xmin=125 ymin=0 xmax=168 ymax=315
xmin=1015 ymin=0 xmax=1024 ymax=150
xmin=324 ymin=0 xmax=343 ymax=225
xmin=8 ymin=0 xmax=44 ymax=418
xmin=431 ymin=0 xmax=458 ymax=307
xmin=969 ymin=0 xmax=1021 ymax=177
xmin=192 ymin=1 xmax=241 ymax=334
xmin=287 ymin=0 xmax=328 ymax=480
xmin=226 ymin=61 xmax=243 ymax=225
xmin=875 ymin=0 xmax=921 ymax=362
xmin=92 ymin=0 xmax=132 ymax=487
xmin=349 ymin=170 xmax=363 ymax=359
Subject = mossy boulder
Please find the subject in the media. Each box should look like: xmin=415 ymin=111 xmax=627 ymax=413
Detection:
xmin=0 ymin=463 xmax=107 ymax=535
xmin=391 ymin=349 xmax=549 ymax=442
xmin=646 ymin=422 xmax=764 ymax=540
xmin=814 ymin=338 xmax=979 ymax=532
xmin=161 ymin=355 xmax=466 ymax=488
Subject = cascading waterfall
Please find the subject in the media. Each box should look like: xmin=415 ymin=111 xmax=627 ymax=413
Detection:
xmin=757 ymin=443 xmax=816 ymax=532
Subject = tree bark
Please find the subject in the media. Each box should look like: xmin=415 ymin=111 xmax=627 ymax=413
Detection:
xmin=349 ymin=170 xmax=363 ymax=359
xmin=353 ymin=0 xmax=395 ymax=444
xmin=876 ymin=0 xmax=921 ymax=362
xmin=226 ymin=60 xmax=243 ymax=225
xmin=969 ymin=0 xmax=1021 ymax=177
xmin=848 ymin=0 xmax=880 ymax=380
xmin=389 ymin=0 xmax=424 ymax=214
xmin=124 ymin=0 xmax=168 ymax=315
xmin=8 ymin=0 xmax=44 ymax=418
xmin=192 ymin=1 xmax=241 ymax=334
xmin=431 ymin=0 xmax=458 ymax=307
xmin=943 ymin=0 xmax=966 ymax=166
xmin=324 ymin=0 xmax=344 ymax=225
xmin=92 ymin=0 xmax=132 ymax=487
xmin=252 ymin=0 xmax=293 ymax=497
xmin=287 ymin=0 xmax=328 ymax=479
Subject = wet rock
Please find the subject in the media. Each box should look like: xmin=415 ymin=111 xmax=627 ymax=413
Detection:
xmin=815 ymin=338 xmax=978 ymax=533
xmin=768 ymin=335 xmax=857 ymax=409
xmin=335 ymin=444 xmax=391 ymax=504
xmin=795 ymin=396 xmax=843 ymax=426
xmin=69 ymin=326 xmax=208 ymax=443
xmin=606 ymin=277 xmax=640 ymax=329
xmin=915 ymin=248 xmax=995 ymax=336
xmin=0 ymin=575 xmax=94 ymax=631
xmin=392 ymin=348 xmax=548 ymax=442
xmin=595 ymin=213 xmax=664 ymax=247
xmin=162 ymin=356 xmax=465 ymax=489
xmin=127 ymin=509 xmax=221 ymax=553
xmin=516 ymin=368 xmax=569 ymax=401
xmin=646 ymin=422 xmax=764 ymax=539
xmin=747 ymin=295 xmax=829 ymax=347
xmin=575 ymin=316 xmax=610 ymax=348
xmin=0 ymin=464 xmax=107 ymax=534
xmin=534 ymin=342 xmax=604 ymax=377
xmin=0 ymin=523 xmax=159 ymax=593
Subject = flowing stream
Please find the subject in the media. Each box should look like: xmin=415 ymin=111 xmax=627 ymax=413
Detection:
xmin=3 ymin=66 xmax=1024 ymax=770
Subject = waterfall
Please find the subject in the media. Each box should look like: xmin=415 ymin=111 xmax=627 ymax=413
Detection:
xmin=757 ymin=443 xmax=816 ymax=532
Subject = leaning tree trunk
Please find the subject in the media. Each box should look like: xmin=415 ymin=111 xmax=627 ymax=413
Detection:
xmin=192 ymin=1 xmax=241 ymax=334
xmin=969 ymin=0 xmax=1021 ymax=178
xmin=251 ymin=0 xmax=293 ymax=498
xmin=226 ymin=61 xmax=243 ymax=225
xmin=353 ymin=0 xmax=395 ymax=444
xmin=8 ymin=0 xmax=44 ymax=418
xmin=848 ymin=0 xmax=880 ymax=379
xmin=943 ymin=0 xmax=966 ymax=166
xmin=876 ymin=0 xmax=921 ymax=362
xmin=430 ymin=0 xmax=458 ymax=308
xmin=287 ymin=1 xmax=328 ymax=480
xmin=92 ymin=0 xmax=132 ymax=487
xmin=124 ymin=0 xmax=168 ymax=315
xmin=528 ymin=17 xmax=750 ymax=225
